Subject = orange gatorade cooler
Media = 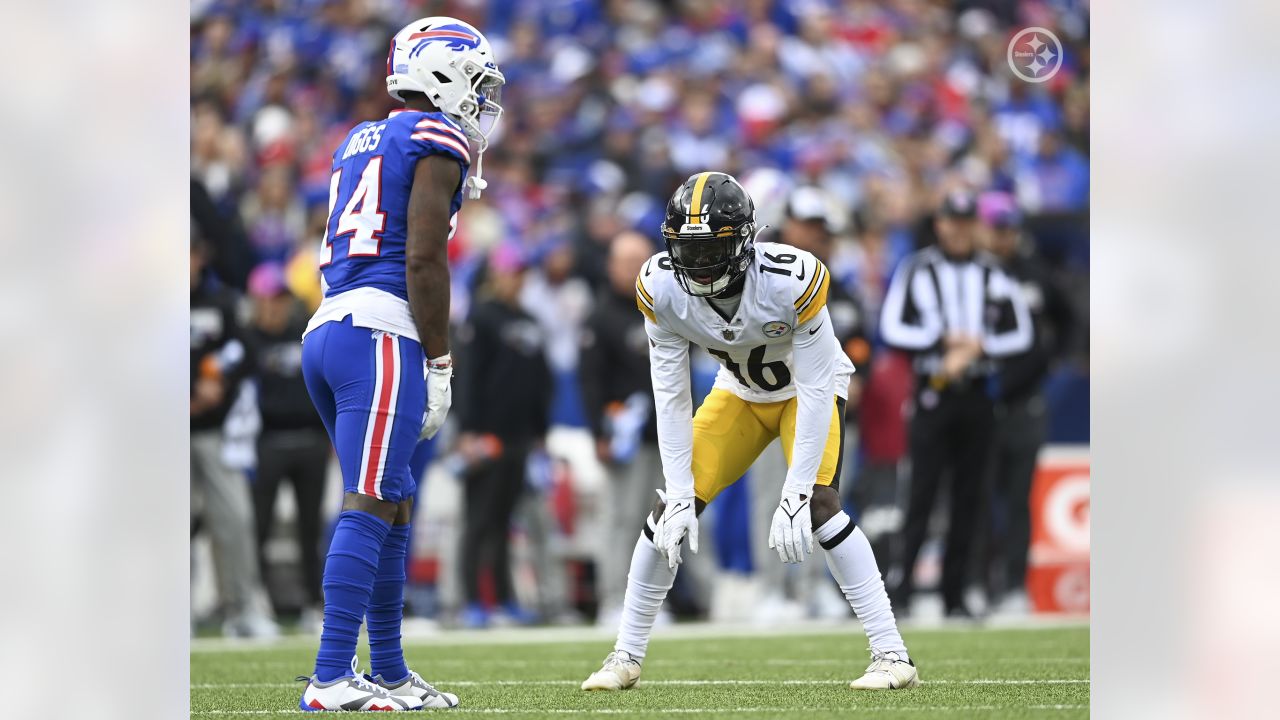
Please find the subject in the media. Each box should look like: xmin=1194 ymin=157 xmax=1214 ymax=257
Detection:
xmin=1026 ymin=447 xmax=1090 ymax=614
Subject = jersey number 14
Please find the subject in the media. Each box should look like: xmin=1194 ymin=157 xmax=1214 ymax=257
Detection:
xmin=319 ymin=157 xmax=386 ymax=266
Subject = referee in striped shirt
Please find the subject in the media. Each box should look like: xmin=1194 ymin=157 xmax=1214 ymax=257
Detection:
xmin=879 ymin=190 xmax=1033 ymax=618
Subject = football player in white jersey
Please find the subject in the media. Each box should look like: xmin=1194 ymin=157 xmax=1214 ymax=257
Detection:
xmin=582 ymin=172 xmax=919 ymax=692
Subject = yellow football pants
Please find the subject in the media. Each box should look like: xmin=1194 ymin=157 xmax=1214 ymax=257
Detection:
xmin=691 ymin=388 xmax=846 ymax=504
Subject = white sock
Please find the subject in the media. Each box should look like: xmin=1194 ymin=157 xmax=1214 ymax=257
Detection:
xmin=614 ymin=516 xmax=676 ymax=660
xmin=816 ymin=511 xmax=908 ymax=659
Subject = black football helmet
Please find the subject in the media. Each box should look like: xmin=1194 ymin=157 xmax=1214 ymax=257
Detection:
xmin=661 ymin=171 xmax=757 ymax=297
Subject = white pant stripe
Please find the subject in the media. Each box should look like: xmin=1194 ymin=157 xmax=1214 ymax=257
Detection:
xmin=373 ymin=334 xmax=401 ymax=500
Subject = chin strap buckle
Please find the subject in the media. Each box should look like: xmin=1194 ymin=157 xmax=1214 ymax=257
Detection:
xmin=466 ymin=150 xmax=487 ymax=199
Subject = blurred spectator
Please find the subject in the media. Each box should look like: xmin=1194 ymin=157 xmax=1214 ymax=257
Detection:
xmin=992 ymin=81 xmax=1062 ymax=159
xmin=241 ymin=163 xmax=306 ymax=264
xmin=242 ymin=262 xmax=328 ymax=630
xmin=578 ymin=231 xmax=661 ymax=625
xmin=976 ymin=192 xmax=1078 ymax=613
xmin=1015 ymin=129 xmax=1090 ymax=214
xmin=191 ymin=236 xmax=278 ymax=638
xmin=192 ymin=178 xmax=253 ymax=291
xmin=455 ymin=244 xmax=552 ymax=628
xmin=520 ymin=241 xmax=592 ymax=428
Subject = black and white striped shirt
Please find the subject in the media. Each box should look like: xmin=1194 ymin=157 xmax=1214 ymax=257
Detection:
xmin=879 ymin=246 xmax=1033 ymax=378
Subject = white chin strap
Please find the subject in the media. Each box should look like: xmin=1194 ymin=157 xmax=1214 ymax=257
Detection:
xmin=461 ymin=109 xmax=500 ymax=199
xmin=463 ymin=95 xmax=503 ymax=199
xmin=465 ymin=150 xmax=487 ymax=199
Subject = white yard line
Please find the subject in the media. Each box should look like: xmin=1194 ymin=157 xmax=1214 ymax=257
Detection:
xmin=192 ymin=657 xmax=1085 ymax=670
xmin=199 ymin=657 xmax=1085 ymax=666
xmin=192 ymin=705 xmax=1088 ymax=716
xmin=191 ymin=617 xmax=1089 ymax=653
xmin=193 ymin=678 xmax=1088 ymax=689
xmin=763 ymin=658 xmax=1086 ymax=666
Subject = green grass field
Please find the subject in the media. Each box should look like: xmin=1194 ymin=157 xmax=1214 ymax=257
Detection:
xmin=191 ymin=622 xmax=1089 ymax=718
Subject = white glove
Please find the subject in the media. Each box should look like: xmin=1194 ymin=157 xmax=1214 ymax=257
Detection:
xmin=768 ymin=489 xmax=813 ymax=564
xmin=419 ymin=354 xmax=453 ymax=440
xmin=653 ymin=489 xmax=698 ymax=569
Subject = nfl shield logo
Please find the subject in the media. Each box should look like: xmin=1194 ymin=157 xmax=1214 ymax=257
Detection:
xmin=722 ymin=329 xmax=736 ymax=341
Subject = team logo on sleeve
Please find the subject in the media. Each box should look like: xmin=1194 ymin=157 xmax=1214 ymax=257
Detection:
xmin=762 ymin=321 xmax=792 ymax=338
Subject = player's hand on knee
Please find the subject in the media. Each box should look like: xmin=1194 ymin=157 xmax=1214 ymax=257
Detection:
xmin=420 ymin=354 xmax=453 ymax=440
xmin=768 ymin=490 xmax=813 ymax=564
xmin=654 ymin=490 xmax=698 ymax=569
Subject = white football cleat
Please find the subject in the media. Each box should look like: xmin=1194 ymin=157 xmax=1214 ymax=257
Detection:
xmin=581 ymin=650 xmax=642 ymax=691
xmin=849 ymin=649 xmax=920 ymax=690
xmin=374 ymin=669 xmax=459 ymax=709
xmin=298 ymin=656 xmax=423 ymax=711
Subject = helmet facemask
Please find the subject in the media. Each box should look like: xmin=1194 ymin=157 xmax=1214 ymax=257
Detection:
xmin=664 ymin=223 xmax=756 ymax=297
xmin=452 ymin=58 xmax=505 ymax=154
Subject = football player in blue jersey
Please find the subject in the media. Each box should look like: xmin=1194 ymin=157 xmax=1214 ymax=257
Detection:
xmin=295 ymin=17 xmax=504 ymax=712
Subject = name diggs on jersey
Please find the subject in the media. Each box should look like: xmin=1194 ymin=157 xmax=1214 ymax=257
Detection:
xmin=341 ymin=123 xmax=387 ymax=160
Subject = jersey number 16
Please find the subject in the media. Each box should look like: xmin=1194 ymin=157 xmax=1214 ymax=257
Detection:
xmin=709 ymin=345 xmax=792 ymax=392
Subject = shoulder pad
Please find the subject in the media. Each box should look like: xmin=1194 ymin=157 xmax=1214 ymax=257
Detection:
xmin=635 ymin=252 xmax=669 ymax=324
xmin=753 ymin=243 xmax=831 ymax=325
xmin=788 ymin=249 xmax=830 ymax=326
xmin=404 ymin=112 xmax=472 ymax=166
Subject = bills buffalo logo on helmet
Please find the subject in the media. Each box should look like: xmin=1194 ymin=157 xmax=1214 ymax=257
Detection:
xmin=408 ymin=25 xmax=482 ymax=55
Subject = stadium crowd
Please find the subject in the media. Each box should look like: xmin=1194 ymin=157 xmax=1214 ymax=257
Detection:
xmin=191 ymin=0 xmax=1089 ymax=635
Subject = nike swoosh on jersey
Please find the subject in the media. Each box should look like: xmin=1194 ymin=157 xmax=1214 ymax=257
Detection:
xmin=808 ymin=321 xmax=823 ymax=335
xmin=796 ymin=263 xmax=807 ymax=282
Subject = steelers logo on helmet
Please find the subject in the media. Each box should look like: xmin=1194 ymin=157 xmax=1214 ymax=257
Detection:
xmin=661 ymin=172 xmax=758 ymax=298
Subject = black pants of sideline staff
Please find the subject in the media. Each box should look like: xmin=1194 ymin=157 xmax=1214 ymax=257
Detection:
xmin=460 ymin=439 xmax=529 ymax=608
xmin=978 ymin=395 xmax=1047 ymax=603
xmin=253 ymin=427 xmax=330 ymax=612
xmin=891 ymin=381 xmax=994 ymax=614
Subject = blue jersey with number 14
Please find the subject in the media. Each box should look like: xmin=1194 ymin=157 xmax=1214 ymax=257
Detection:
xmin=319 ymin=108 xmax=471 ymax=302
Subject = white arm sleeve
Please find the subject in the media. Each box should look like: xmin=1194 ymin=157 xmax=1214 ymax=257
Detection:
xmin=880 ymin=259 xmax=943 ymax=350
xmin=645 ymin=318 xmax=696 ymax=500
xmin=783 ymin=305 xmax=838 ymax=497
xmin=982 ymin=269 xmax=1034 ymax=357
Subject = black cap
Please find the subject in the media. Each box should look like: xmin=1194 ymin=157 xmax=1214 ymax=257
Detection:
xmin=939 ymin=190 xmax=978 ymax=219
